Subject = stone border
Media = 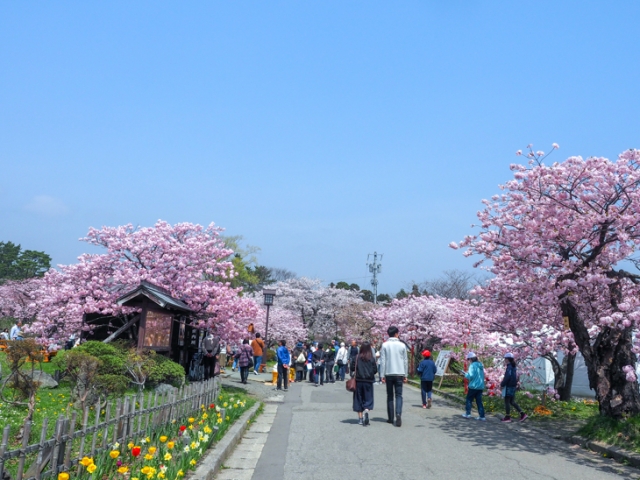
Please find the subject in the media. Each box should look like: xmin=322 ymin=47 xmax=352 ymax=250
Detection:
xmin=407 ymin=380 xmax=640 ymax=469
xmin=189 ymin=402 xmax=262 ymax=480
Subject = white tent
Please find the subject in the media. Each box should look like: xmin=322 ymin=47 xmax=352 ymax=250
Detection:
xmin=519 ymin=352 xmax=595 ymax=398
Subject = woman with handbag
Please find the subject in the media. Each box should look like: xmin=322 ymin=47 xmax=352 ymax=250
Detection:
xmin=352 ymin=342 xmax=377 ymax=426
xmin=234 ymin=338 xmax=254 ymax=384
xmin=293 ymin=342 xmax=306 ymax=382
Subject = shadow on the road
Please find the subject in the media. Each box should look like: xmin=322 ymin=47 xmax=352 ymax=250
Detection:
xmin=433 ymin=414 xmax=627 ymax=477
xmin=340 ymin=418 xmax=361 ymax=424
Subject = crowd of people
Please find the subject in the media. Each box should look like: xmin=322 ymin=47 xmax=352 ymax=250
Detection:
xmin=224 ymin=326 xmax=529 ymax=427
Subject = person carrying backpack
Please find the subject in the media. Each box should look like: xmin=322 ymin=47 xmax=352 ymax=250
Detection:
xmin=500 ymin=352 xmax=528 ymax=422
xmin=416 ymin=350 xmax=438 ymax=409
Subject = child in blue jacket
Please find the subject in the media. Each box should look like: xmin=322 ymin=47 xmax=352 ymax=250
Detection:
xmin=417 ymin=350 xmax=438 ymax=408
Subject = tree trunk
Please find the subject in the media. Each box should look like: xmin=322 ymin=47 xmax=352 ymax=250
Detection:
xmin=557 ymin=353 xmax=575 ymax=401
xmin=547 ymin=353 xmax=574 ymax=400
xmin=563 ymin=299 xmax=640 ymax=417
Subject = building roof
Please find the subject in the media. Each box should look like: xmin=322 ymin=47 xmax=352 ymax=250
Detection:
xmin=116 ymin=280 xmax=194 ymax=313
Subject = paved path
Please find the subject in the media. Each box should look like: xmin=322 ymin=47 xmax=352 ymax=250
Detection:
xmin=220 ymin=376 xmax=639 ymax=479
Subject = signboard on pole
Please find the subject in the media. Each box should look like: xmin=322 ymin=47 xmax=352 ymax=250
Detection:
xmin=435 ymin=350 xmax=451 ymax=376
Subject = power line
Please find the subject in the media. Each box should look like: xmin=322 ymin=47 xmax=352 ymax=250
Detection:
xmin=367 ymin=252 xmax=383 ymax=304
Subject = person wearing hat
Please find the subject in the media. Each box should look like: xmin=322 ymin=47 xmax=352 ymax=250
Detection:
xmin=335 ymin=342 xmax=349 ymax=381
xmin=500 ymin=353 xmax=528 ymax=422
xmin=460 ymin=352 xmax=486 ymax=420
xmin=417 ymin=350 xmax=438 ymax=408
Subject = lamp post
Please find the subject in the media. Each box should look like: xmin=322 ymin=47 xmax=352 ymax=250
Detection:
xmin=262 ymin=288 xmax=276 ymax=372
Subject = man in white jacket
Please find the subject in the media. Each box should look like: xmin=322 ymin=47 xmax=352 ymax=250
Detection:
xmin=335 ymin=342 xmax=349 ymax=381
xmin=379 ymin=326 xmax=408 ymax=427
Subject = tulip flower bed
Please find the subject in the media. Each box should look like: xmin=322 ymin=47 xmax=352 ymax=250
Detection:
xmin=62 ymin=387 xmax=255 ymax=480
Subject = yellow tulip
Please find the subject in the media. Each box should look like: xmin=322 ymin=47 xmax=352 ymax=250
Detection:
xmin=58 ymin=473 xmax=70 ymax=480
xmin=159 ymin=435 xmax=168 ymax=443
xmin=87 ymin=464 xmax=97 ymax=474
xmin=110 ymin=450 xmax=120 ymax=459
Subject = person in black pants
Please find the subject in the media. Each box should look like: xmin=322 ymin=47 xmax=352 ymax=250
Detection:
xmin=203 ymin=332 xmax=220 ymax=381
xmin=348 ymin=340 xmax=359 ymax=377
xmin=353 ymin=342 xmax=377 ymax=426
xmin=312 ymin=343 xmax=326 ymax=386
xmin=324 ymin=346 xmax=336 ymax=383
xmin=379 ymin=326 xmax=408 ymax=427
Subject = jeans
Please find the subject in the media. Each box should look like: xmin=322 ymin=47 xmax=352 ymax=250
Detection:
xmin=338 ymin=364 xmax=346 ymax=380
xmin=240 ymin=366 xmax=249 ymax=384
xmin=232 ymin=357 xmax=238 ymax=370
xmin=385 ymin=375 xmax=404 ymax=420
xmin=253 ymin=355 xmax=262 ymax=372
xmin=277 ymin=363 xmax=289 ymax=390
xmin=296 ymin=368 xmax=304 ymax=382
xmin=315 ymin=365 xmax=325 ymax=385
xmin=420 ymin=380 xmax=433 ymax=405
xmin=325 ymin=363 xmax=335 ymax=382
xmin=466 ymin=388 xmax=485 ymax=418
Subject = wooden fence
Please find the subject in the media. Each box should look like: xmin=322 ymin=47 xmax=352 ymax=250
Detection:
xmin=0 ymin=378 xmax=221 ymax=480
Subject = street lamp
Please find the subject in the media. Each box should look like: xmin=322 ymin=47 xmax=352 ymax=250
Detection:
xmin=262 ymin=288 xmax=276 ymax=372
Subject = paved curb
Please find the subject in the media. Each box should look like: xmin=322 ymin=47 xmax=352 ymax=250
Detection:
xmin=413 ymin=382 xmax=640 ymax=469
xmin=189 ymin=403 xmax=262 ymax=480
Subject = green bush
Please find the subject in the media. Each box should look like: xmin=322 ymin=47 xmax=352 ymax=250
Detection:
xmin=147 ymin=354 xmax=185 ymax=387
xmin=76 ymin=341 xmax=126 ymax=375
xmin=95 ymin=374 xmax=130 ymax=397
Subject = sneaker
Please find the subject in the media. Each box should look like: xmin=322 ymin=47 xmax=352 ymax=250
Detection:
xmin=284 ymin=388 xmax=288 ymax=392
xmin=358 ymin=418 xmax=364 ymax=426
xmin=253 ymin=371 xmax=258 ymax=375
xmin=386 ymin=419 xmax=394 ymax=424
xmin=423 ymin=404 xmax=427 ymax=409
xmin=364 ymin=410 xmax=370 ymax=426
xmin=477 ymin=417 xmax=487 ymax=421
xmin=396 ymin=415 xmax=402 ymax=427
xmin=461 ymin=414 xmax=472 ymax=419
xmin=520 ymin=413 xmax=528 ymax=422
xmin=501 ymin=416 xmax=512 ymax=423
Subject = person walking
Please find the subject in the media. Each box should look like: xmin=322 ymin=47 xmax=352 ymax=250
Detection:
xmin=307 ymin=346 xmax=316 ymax=383
xmin=335 ymin=342 xmax=348 ymax=381
xmin=417 ymin=350 xmax=438 ymax=408
xmin=312 ymin=343 xmax=326 ymax=386
xmin=353 ymin=342 xmax=377 ymax=426
xmin=348 ymin=340 xmax=359 ymax=377
xmin=500 ymin=353 xmax=528 ymax=422
xmin=252 ymin=332 xmax=265 ymax=375
xmin=230 ymin=344 xmax=239 ymax=371
xmin=380 ymin=326 xmax=408 ymax=427
xmin=324 ymin=344 xmax=336 ymax=383
xmin=203 ymin=331 xmax=221 ymax=381
xmin=461 ymin=352 xmax=486 ymax=420
xmin=234 ymin=339 xmax=253 ymax=384
xmin=276 ymin=339 xmax=291 ymax=391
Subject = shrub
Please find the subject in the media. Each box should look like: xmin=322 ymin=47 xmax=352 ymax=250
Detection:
xmin=76 ymin=341 xmax=126 ymax=375
xmin=95 ymin=374 xmax=130 ymax=397
xmin=147 ymin=354 xmax=185 ymax=387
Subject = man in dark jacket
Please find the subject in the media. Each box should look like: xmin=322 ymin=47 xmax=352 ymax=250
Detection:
xmin=324 ymin=346 xmax=336 ymax=383
xmin=312 ymin=344 xmax=326 ymax=386
xmin=348 ymin=340 xmax=359 ymax=377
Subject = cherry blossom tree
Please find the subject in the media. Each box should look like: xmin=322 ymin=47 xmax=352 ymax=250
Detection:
xmin=0 ymin=278 xmax=41 ymax=322
xmin=453 ymin=147 xmax=640 ymax=417
xmin=32 ymin=221 xmax=259 ymax=341
xmin=249 ymin=305 xmax=307 ymax=348
xmin=272 ymin=278 xmax=364 ymax=339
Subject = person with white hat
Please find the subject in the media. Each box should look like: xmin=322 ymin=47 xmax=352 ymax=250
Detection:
xmin=335 ymin=342 xmax=349 ymax=381
xmin=460 ymin=352 xmax=486 ymax=420
xmin=500 ymin=353 xmax=528 ymax=422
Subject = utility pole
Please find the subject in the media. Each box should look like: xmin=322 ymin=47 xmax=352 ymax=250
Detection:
xmin=367 ymin=252 xmax=383 ymax=304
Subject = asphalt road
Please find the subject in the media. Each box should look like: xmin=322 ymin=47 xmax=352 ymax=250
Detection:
xmin=245 ymin=378 xmax=638 ymax=480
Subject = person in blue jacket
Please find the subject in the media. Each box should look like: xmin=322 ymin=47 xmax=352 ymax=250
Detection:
xmin=461 ymin=352 xmax=486 ymax=421
xmin=500 ymin=352 xmax=528 ymax=422
xmin=276 ymin=339 xmax=291 ymax=392
xmin=417 ymin=350 xmax=438 ymax=409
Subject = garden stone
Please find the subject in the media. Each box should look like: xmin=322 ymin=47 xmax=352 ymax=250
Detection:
xmin=155 ymin=383 xmax=178 ymax=395
xmin=27 ymin=371 xmax=58 ymax=389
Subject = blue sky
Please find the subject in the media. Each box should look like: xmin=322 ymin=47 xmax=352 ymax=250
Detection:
xmin=2 ymin=1 xmax=639 ymax=294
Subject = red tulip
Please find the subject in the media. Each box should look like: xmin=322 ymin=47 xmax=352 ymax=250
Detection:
xmin=179 ymin=425 xmax=187 ymax=432
xmin=131 ymin=446 xmax=141 ymax=457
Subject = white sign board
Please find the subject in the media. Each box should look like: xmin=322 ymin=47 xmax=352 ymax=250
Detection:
xmin=435 ymin=350 xmax=451 ymax=377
